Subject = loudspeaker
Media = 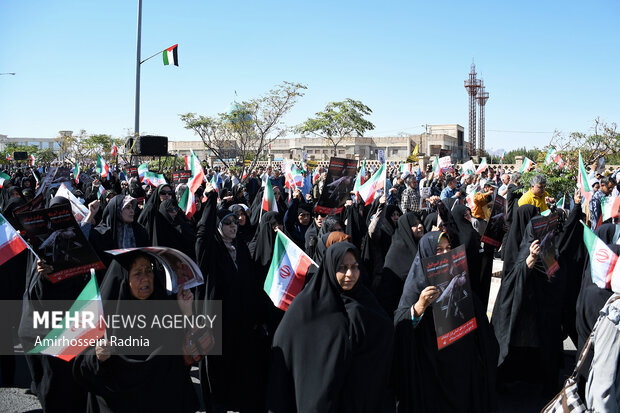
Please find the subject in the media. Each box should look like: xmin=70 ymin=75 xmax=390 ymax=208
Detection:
xmin=133 ymin=135 xmax=168 ymax=156
xmin=13 ymin=151 xmax=28 ymax=161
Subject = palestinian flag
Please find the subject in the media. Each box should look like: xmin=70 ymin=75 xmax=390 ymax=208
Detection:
xmin=111 ymin=143 xmax=118 ymax=157
xmin=178 ymin=186 xmax=196 ymax=219
xmin=264 ymin=231 xmax=316 ymax=310
xmin=358 ymin=163 xmax=386 ymax=206
xmin=519 ymin=157 xmax=535 ymax=173
xmin=0 ymin=213 xmax=29 ymax=266
xmin=601 ymin=196 xmax=620 ymax=223
xmin=461 ymin=160 xmax=476 ymax=176
xmin=96 ymin=154 xmax=109 ymax=178
xmin=0 ymin=171 xmax=10 ymax=188
xmin=476 ymin=157 xmax=488 ymax=174
xmin=262 ymin=179 xmax=278 ymax=212
xmin=578 ymin=152 xmax=592 ymax=203
xmin=582 ymin=222 xmax=620 ymax=293
xmin=73 ymin=163 xmax=80 ymax=184
xmin=30 ymin=155 xmax=36 ymax=166
xmin=163 ymin=44 xmax=178 ymax=66
xmin=28 ymin=271 xmax=106 ymax=361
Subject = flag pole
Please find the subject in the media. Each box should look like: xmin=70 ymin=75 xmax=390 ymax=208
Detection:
xmin=134 ymin=0 xmax=143 ymax=137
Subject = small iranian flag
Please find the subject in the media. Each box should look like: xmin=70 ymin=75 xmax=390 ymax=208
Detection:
xmin=178 ymin=186 xmax=196 ymax=219
xmin=557 ymin=195 xmax=566 ymax=210
xmin=283 ymin=160 xmax=304 ymax=189
xmin=262 ymin=179 xmax=278 ymax=212
xmin=466 ymin=186 xmax=479 ymax=210
xmin=358 ymin=163 xmax=386 ymax=206
xmin=400 ymin=163 xmax=413 ymax=173
xmin=601 ymin=196 xmax=620 ymax=223
xmin=520 ymin=157 xmax=535 ymax=173
xmin=0 ymin=171 xmax=10 ymax=188
xmin=582 ymin=222 xmax=620 ymax=293
xmin=476 ymin=157 xmax=488 ymax=174
xmin=188 ymin=150 xmax=205 ymax=193
xmin=312 ymin=168 xmax=320 ymax=185
xmin=432 ymin=157 xmax=441 ymax=177
xmin=97 ymin=185 xmax=106 ymax=199
xmin=209 ymin=174 xmax=219 ymax=194
xmin=30 ymin=154 xmax=36 ymax=166
xmin=73 ymin=162 xmax=80 ymax=184
xmin=578 ymin=152 xmax=592 ymax=203
xmin=96 ymin=154 xmax=109 ymax=178
xmin=144 ymin=171 xmax=167 ymax=187
xmin=353 ymin=160 xmax=366 ymax=193
xmin=241 ymin=168 xmax=248 ymax=182
xmin=163 ymin=44 xmax=178 ymax=66
xmin=184 ymin=155 xmax=191 ymax=170
xmin=264 ymin=231 xmax=317 ymax=310
xmin=138 ymin=163 xmax=149 ymax=183
xmin=0 ymin=213 xmax=29 ymax=266
xmin=461 ymin=160 xmax=476 ymax=176
xmin=29 ymin=271 xmax=106 ymax=361
xmin=111 ymin=143 xmax=118 ymax=157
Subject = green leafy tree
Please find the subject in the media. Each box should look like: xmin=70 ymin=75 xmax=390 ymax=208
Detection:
xmin=296 ymin=99 xmax=375 ymax=156
xmin=36 ymin=148 xmax=58 ymax=164
xmin=550 ymin=118 xmax=620 ymax=168
xmin=181 ymin=81 xmax=307 ymax=170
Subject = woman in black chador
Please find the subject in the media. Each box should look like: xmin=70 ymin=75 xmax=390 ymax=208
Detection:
xmin=267 ymin=242 xmax=393 ymax=413
xmin=394 ymin=232 xmax=498 ymax=413
xmin=73 ymin=251 xmax=198 ymax=413
xmin=151 ymin=198 xmax=196 ymax=260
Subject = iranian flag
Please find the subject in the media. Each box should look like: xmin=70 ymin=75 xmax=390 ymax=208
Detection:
xmin=111 ymin=143 xmax=118 ymax=157
xmin=601 ymin=197 xmax=620 ymax=223
xmin=557 ymin=195 xmax=566 ymax=210
xmin=353 ymin=160 xmax=366 ymax=193
xmin=163 ymin=44 xmax=178 ymax=66
xmin=28 ymin=271 xmax=106 ymax=362
xmin=0 ymin=171 xmax=10 ymax=188
xmin=241 ymin=169 xmax=248 ymax=182
xmin=582 ymin=222 xmax=620 ymax=293
xmin=188 ymin=150 xmax=205 ymax=193
xmin=262 ymin=179 xmax=278 ymax=212
xmin=73 ymin=162 xmax=80 ymax=184
xmin=178 ymin=186 xmax=196 ymax=219
xmin=578 ymin=152 xmax=593 ymax=203
xmin=97 ymin=185 xmax=106 ymax=199
xmin=0 ymin=213 xmax=28 ymax=266
xmin=144 ymin=171 xmax=167 ymax=187
xmin=209 ymin=174 xmax=219 ymax=194
xmin=545 ymin=147 xmax=565 ymax=168
xmin=476 ymin=157 xmax=488 ymax=174
xmin=312 ymin=168 xmax=320 ymax=185
xmin=520 ymin=157 xmax=535 ymax=173
xmin=30 ymin=154 xmax=36 ymax=166
xmin=283 ymin=160 xmax=304 ymax=189
xmin=184 ymin=155 xmax=191 ymax=170
xmin=138 ymin=163 xmax=149 ymax=183
xmin=461 ymin=160 xmax=476 ymax=176
xmin=96 ymin=154 xmax=109 ymax=178
xmin=264 ymin=231 xmax=317 ymax=310
xmin=400 ymin=163 xmax=413 ymax=173
xmin=466 ymin=186 xmax=479 ymax=210
xmin=358 ymin=163 xmax=386 ymax=206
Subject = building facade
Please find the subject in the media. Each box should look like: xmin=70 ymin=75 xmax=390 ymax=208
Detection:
xmin=0 ymin=135 xmax=61 ymax=152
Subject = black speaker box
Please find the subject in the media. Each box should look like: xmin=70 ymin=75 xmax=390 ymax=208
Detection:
xmin=13 ymin=151 xmax=28 ymax=161
xmin=133 ymin=135 xmax=168 ymax=156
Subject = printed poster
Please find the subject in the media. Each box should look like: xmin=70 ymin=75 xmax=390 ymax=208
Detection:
xmin=315 ymin=157 xmax=358 ymax=215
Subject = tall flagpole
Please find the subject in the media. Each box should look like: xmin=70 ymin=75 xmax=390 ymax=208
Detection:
xmin=134 ymin=0 xmax=143 ymax=137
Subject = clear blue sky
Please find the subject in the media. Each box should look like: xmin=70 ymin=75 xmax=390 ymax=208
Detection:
xmin=1 ymin=0 xmax=619 ymax=152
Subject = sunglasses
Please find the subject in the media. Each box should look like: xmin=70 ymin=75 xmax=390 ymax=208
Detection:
xmin=222 ymin=218 xmax=238 ymax=225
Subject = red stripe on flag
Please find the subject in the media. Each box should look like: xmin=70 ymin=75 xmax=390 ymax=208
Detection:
xmin=277 ymin=254 xmax=313 ymax=310
xmin=0 ymin=236 xmax=28 ymax=266
xmin=605 ymin=254 xmax=619 ymax=290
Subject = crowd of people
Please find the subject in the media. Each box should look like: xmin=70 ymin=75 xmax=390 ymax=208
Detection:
xmin=0 ymin=157 xmax=619 ymax=412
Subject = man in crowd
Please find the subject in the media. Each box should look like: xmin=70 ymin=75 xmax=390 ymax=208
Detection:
xmin=400 ymin=174 xmax=421 ymax=214
xmin=590 ymin=176 xmax=617 ymax=229
xmin=440 ymin=176 xmax=461 ymax=201
xmin=518 ymin=174 xmax=553 ymax=213
xmin=472 ymin=181 xmax=496 ymax=235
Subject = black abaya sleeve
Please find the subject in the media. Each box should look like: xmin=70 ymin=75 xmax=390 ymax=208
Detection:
xmin=344 ymin=202 xmax=367 ymax=251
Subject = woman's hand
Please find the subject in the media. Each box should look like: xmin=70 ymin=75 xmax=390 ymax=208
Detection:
xmin=95 ymin=339 xmax=112 ymax=362
xmin=177 ymin=288 xmax=194 ymax=317
xmin=526 ymin=239 xmax=541 ymax=269
xmin=413 ymin=286 xmax=440 ymax=317
xmin=36 ymin=259 xmax=54 ymax=280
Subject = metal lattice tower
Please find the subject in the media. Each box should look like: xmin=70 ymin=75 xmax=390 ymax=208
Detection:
xmin=476 ymin=80 xmax=489 ymax=157
xmin=464 ymin=63 xmax=481 ymax=157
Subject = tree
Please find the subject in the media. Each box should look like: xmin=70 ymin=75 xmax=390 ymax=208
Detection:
xmin=36 ymin=148 xmax=58 ymax=164
xmin=180 ymin=81 xmax=307 ymax=170
xmin=550 ymin=118 xmax=620 ymax=167
xmin=296 ymin=99 xmax=375 ymax=155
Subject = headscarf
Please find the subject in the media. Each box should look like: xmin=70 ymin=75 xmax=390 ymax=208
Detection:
xmin=325 ymin=231 xmax=352 ymax=248
xmin=2 ymin=197 xmax=26 ymax=229
xmin=138 ymin=184 xmax=175 ymax=240
xmin=249 ymin=211 xmax=282 ymax=268
xmin=383 ymin=212 xmax=423 ymax=281
xmin=502 ymin=205 xmax=539 ymax=273
xmin=268 ymin=242 xmax=393 ymax=412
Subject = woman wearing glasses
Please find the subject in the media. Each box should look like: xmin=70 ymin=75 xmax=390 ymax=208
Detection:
xmin=196 ymin=183 xmax=270 ymax=412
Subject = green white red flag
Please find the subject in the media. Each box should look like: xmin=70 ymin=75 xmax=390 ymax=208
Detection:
xmin=283 ymin=160 xmax=304 ymax=189
xmin=601 ymin=196 xmax=620 ymax=223
xmin=163 ymin=44 xmax=178 ymax=66
xmin=73 ymin=163 xmax=80 ymax=184
xmin=178 ymin=186 xmax=196 ymax=219
xmin=264 ymin=231 xmax=317 ymax=310
xmin=545 ymin=147 xmax=565 ymax=168
xmin=519 ymin=157 xmax=535 ymax=173
xmin=400 ymin=163 xmax=413 ymax=173
xmin=96 ymin=154 xmax=109 ymax=178
xmin=358 ymin=163 xmax=386 ymax=206
xmin=262 ymin=179 xmax=278 ymax=212
xmin=0 ymin=171 xmax=10 ymax=188
xmin=582 ymin=222 xmax=620 ymax=293
xmin=312 ymin=168 xmax=320 ymax=185
xmin=432 ymin=157 xmax=441 ymax=177
xmin=353 ymin=160 xmax=366 ymax=193
xmin=188 ymin=150 xmax=205 ymax=193
xmin=578 ymin=152 xmax=592 ymax=203
xmin=111 ymin=143 xmax=118 ymax=157
xmin=28 ymin=271 xmax=106 ymax=362
xmin=30 ymin=154 xmax=35 ymax=166
xmin=476 ymin=157 xmax=488 ymax=174
xmin=0 ymin=213 xmax=28 ymax=266
xmin=461 ymin=160 xmax=476 ymax=176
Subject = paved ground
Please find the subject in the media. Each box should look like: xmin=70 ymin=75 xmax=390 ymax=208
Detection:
xmin=0 ymin=258 xmax=579 ymax=412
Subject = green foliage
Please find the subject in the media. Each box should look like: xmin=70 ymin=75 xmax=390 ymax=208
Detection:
xmin=296 ymin=98 xmax=375 ymax=154
xmin=502 ymin=147 xmax=544 ymax=164
xmin=520 ymin=162 xmax=577 ymax=200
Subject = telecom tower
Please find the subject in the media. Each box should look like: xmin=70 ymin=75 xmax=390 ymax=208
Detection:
xmin=476 ymin=80 xmax=489 ymax=157
xmin=464 ymin=63 xmax=481 ymax=157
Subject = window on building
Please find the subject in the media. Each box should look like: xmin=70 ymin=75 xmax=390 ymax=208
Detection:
xmin=338 ymin=149 xmax=345 ymax=154
xmin=323 ymin=150 xmax=328 ymax=154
